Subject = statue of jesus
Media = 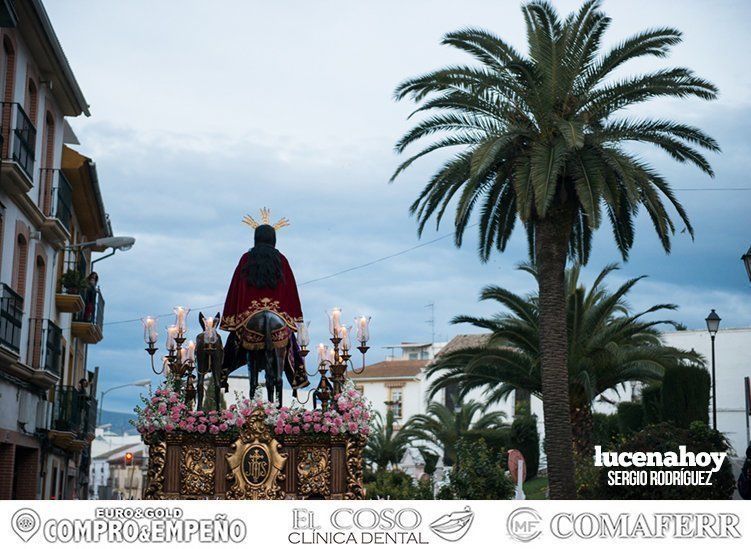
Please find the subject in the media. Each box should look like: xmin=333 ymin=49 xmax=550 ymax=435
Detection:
xmin=220 ymin=209 xmax=309 ymax=399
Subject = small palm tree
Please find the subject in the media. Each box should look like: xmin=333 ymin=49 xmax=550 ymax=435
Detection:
xmin=364 ymin=410 xmax=413 ymax=470
xmin=426 ymin=263 xmax=703 ymax=458
xmin=392 ymin=1 xmax=718 ymax=498
xmin=404 ymin=400 xmax=508 ymax=466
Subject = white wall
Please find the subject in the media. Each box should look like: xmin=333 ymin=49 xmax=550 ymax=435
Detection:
xmin=661 ymin=327 xmax=751 ymax=455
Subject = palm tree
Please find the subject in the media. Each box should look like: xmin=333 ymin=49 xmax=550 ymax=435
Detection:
xmin=391 ymin=1 xmax=718 ymax=497
xmin=425 ymin=263 xmax=703 ymax=458
xmin=404 ymin=400 xmax=508 ymax=466
xmin=364 ymin=410 xmax=413 ymax=470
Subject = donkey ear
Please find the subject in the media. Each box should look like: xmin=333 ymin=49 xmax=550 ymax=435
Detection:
xmin=199 ymin=311 xmax=205 ymax=329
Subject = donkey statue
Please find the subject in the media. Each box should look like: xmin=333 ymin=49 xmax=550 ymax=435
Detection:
xmin=195 ymin=312 xmax=225 ymax=411
xmin=222 ymin=309 xmax=296 ymax=407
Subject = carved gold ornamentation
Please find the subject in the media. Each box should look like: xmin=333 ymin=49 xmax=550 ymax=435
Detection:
xmin=225 ymin=408 xmax=287 ymax=500
xmin=297 ymin=446 xmax=331 ymax=498
xmin=344 ymin=435 xmax=366 ymax=500
xmin=144 ymin=438 xmax=167 ymax=500
xmin=180 ymin=444 xmax=216 ymax=496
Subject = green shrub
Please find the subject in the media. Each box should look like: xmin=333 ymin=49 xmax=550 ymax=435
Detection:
xmin=641 ymin=384 xmax=662 ymax=425
xmin=616 ymin=401 xmax=644 ymax=434
xmin=592 ymin=413 xmax=620 ymax=448
xmin=660 ymin=365 xmax=710 ymax=428
xmin=595 ymin=421 xmax=735 ymax=499
xmin=364 ymin=469 xmax=433 ymax=500
xmin=509 ymin=414 xmax=540 ymax=479
xmin=447 ymin=438 xmax=514 ymax=500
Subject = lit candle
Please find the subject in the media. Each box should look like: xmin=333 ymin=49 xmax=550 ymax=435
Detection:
xmin=180 ymin=347 xmax=188 ymax=363
xmin=356 ymin=316 xmax=371 ymax=343
xmin=203 ymin=316 xmax=218 ymax=344
xmin=142 ymin=316 xmax=158 ymax=345
xmin=296 ymin=320 xmax=310 ymax=347
xmin=174 ymin=306 xmax=190 ymax=335
xmin=339 ymin=325 xmax=350 ymax=351
xmin=166 ymin=325 xmax=178 ymax=351
xmin=317 ymin=343 xmax=327 ymax=363
xmin=187 ymin=340 xmax=196 ymax=362
xmin=329 ymin=308 xmax=341 ymax=337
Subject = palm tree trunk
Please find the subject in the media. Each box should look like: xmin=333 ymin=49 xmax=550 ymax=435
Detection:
xmin=535 ymin=209 xmax=577 ymax=499
xmin=570 ymin=401 xmax=594 ymax=459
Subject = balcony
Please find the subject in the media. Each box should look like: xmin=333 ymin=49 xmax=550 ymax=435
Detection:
xmin=0 ymin=283 xmax=22 ymax=363
xmin=26 ymin=318 xmax=62 ymax=389
xmin=48 ymin=385 xmax=98 ymax=450
xmin=1 ymin=102 xmax=36 ymax=192
xmin=72 ymin=287 xmax=105 ymax=344
xmin=39 ymin=168 xmax=73 ymax=246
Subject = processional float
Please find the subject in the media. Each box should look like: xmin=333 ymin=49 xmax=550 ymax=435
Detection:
xmin=136 ymin=210 xmax=373 ymax=500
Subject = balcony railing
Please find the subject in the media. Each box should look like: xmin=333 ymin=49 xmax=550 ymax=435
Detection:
xmin=26 ymin=318 xmax=62 ymax=375
xmin=74 ymin=286 xmax=105 ymax=333
xmin=0 ymin=283 xmax=23 ymax=354
xmin=40 ymin=168 xmax=73 ymax=231
xmin=1 ymin=102 xmax=36 ymax=180
xmin=53 ymin=385 xmax=97 ymax=435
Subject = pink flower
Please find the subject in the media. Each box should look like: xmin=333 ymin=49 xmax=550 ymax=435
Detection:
xmin=196 ymin=424 xmax=207 ymax=433
xmin=291 ymin=426 xmax=300 ymax=435
xmin=209 ymin=425 xmax=220 ymax=434
xmin=219 ymin=423 xmax=228 ymax=432
xmin=274 ymin=426 xmax=283 ymax=435
xmin=283 ymin=424 xmax=293 ymax=434
xmin=165 ymin=424 xmax=174 ymax=432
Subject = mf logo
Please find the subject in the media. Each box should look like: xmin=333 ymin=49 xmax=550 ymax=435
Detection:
xmin=507 ymin=507 xmax=542 ymax=542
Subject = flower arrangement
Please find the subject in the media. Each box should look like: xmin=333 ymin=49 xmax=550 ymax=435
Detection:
xmin=134 ymin=376 xmax=372 ymax=438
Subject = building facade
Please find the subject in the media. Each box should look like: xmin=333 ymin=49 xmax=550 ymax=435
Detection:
xmin=0 ymin=0 xmax=114 ymax=499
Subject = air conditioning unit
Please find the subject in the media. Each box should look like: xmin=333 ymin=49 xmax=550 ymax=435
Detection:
xmin=17 ymin=391 xmax=31 ymax=427
xmin=36 ymin=399 xmax=52 ymax=430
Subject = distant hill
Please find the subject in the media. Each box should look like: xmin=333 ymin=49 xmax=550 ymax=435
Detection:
xmin=99 ymin=409 xmax=138 ymax=435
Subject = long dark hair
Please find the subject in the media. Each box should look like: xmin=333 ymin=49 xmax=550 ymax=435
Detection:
xmin=243 ymin=225 xmax=283 ymax=289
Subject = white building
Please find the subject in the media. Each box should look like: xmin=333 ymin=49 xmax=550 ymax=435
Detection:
xmin=661 ymin=327 xmax=751 ymax=456
xmin=88 ymin=426 xmax=142 ymax=500
xmin=0 ymin=0 xmax=120 ymax=499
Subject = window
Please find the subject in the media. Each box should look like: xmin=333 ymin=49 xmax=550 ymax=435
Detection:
xmin=408 ymin=352 xmax=418 ymax=360
xmin=388 ymin=387 xmax=403 ymax=419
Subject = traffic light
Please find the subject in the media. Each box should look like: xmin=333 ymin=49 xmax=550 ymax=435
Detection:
xmin=124 ymin=452 xmax=134 ymax=466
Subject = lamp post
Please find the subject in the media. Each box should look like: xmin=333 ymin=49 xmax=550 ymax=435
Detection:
xmin=705 ymin=309 xmax=721 ymax=430
xmin=742 ymin=246 xmax=751 ymax=283
xmin=98 ymin=379 xmax=152 ymax=428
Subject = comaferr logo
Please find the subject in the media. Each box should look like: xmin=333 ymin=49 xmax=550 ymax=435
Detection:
xmin=550 ymin=513 xmax=741 ymax=539
xmin=506 ymin=507 xmax=542 ymax=542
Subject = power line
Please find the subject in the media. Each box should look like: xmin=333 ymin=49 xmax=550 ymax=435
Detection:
xmin=102 ymin=186 xmax=750 ymax=328
xmin=103 ymin=226 xmax=465 ymax=326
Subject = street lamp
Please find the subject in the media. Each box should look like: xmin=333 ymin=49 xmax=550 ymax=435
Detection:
xmin=705 ymin=309 xmax=721 ymax=430
xmin=742 ymin=246 xmax=751 ymax=283
xmin=98 ymin=379 xmax=151 ymax=428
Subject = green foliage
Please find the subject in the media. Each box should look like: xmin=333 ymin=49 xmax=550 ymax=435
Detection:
xmin=510 ymin=414 xmax=540 ymax=479
xmin=595 ymin=422 xmax=735 ymax=499
xmin=641 ymin=383 xmax=663 ymax=425
xmin=364 ymin=469 xmax=433 ymax=500
xmin=660 ymin=365 xmax=710 ymax=428
xmin=61 ymin=269 xmax=86 ymax=292
xmin=426 ymin=264 xmax=701 ymax=440
xmin=403 ymin=400 xmax=508 ymax=466
xmin=446 ymin=438 xmax=514 ymax=500
xmin=592 ymin=413 xmax=620 ymax=448
xmin=364 ymin=410 xmax=413 ymax=470
xmin=392 ymin=1 xmax=718 ymax=264
xmin=616 ymin=402 xmax=644 ymax=434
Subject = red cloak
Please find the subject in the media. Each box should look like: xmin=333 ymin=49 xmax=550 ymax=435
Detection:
xmin=221 ymin=251 xmax=303 ymax=332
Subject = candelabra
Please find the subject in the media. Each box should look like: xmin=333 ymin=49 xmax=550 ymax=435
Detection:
xmin=311 ymin=311 xmax=371 ymax=406
xmin=142 ymin=307 xmax=196 ymax=399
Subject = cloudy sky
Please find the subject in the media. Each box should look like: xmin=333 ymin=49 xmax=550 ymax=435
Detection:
xmin=45 ymin=0 xmax=751 ymax=413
